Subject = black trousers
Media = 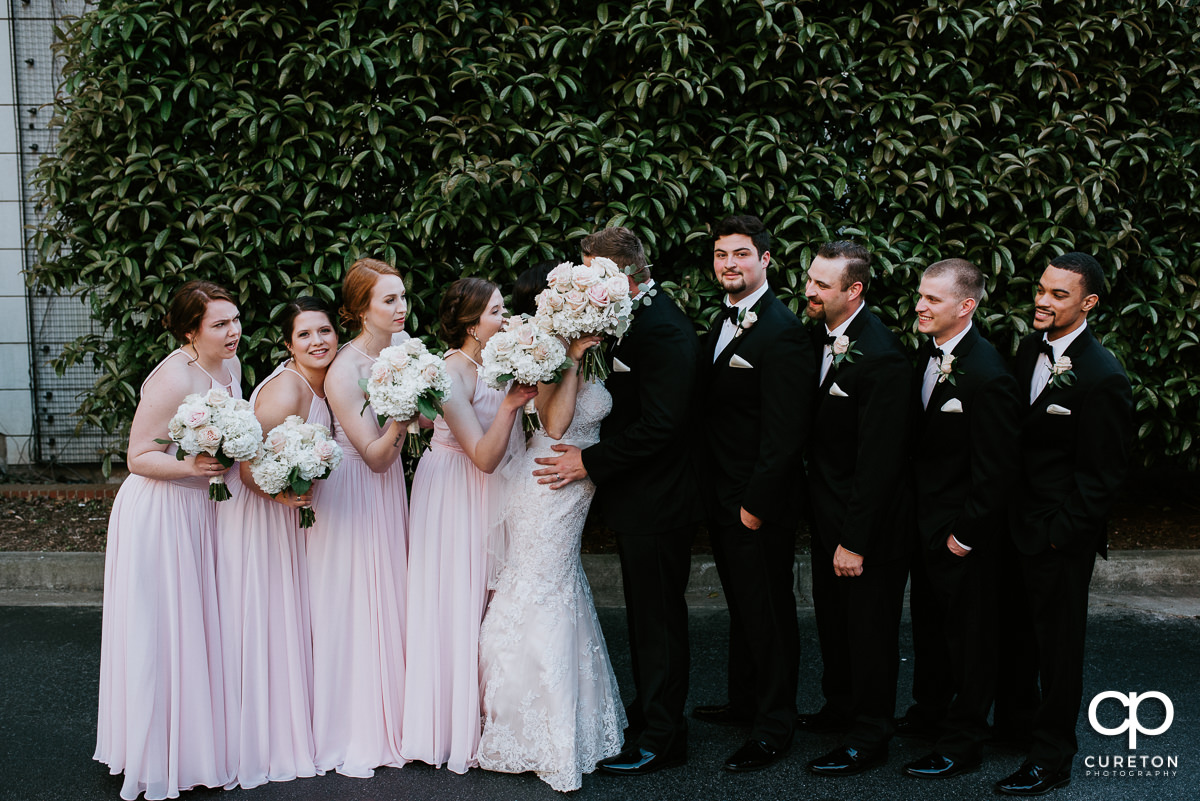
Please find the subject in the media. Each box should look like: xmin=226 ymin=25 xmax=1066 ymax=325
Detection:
xmin=993 ymin=534 xmax=1040 ymax=740
xmin=1020 ymin=547 xmax=1097 ymax=772
xmin=709 ymin=517 xmax=799 ymax=750
xmin=810 ymin=533 xmax=909 ymax=751
xmin=616 ymin=526 xmax=693 ymax=758
xmin=908 ymin=540 xmax=999 ymax=759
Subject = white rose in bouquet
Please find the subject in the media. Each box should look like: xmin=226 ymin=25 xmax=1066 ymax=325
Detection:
xmin=249 ymin=416 xmax=343 ymax=528
xmin=158 ymin=391 xmax=264 ymax=501
xmin=531 ymin=256 xmax=634 ymax=381
xmin=358 ymin=339 xmax=452 ymax=459
xmin=479 ymin=315 xmax=572 ymax=390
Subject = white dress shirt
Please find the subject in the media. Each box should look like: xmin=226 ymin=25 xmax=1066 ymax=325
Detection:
xmin=921 ymin=322 xmax=972 ymax=409
xmin=714 ymin=282 xmax=770 ymax=362
xmin=1030 ymin=321 xmax=1087 ymax=403
xmin=819 ymin=303 xmax=866 ymax=384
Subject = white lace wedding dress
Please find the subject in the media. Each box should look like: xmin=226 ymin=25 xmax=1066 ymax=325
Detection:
xmin=477 ymin=379 xmax=626 ymax=792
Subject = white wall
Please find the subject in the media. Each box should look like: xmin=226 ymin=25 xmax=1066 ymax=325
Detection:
xmin=0 ymin=6 xmax=33 ymax=466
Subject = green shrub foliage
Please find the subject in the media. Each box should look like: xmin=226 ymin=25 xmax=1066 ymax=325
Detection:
xmin=32 ymin=0 xmax=1200 ymax=466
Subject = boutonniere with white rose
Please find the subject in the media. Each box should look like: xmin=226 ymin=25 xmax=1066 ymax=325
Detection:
xmin=1047 ymin=355 xmax=1075 ymax=389
xmin=733 ymin=303 xmax=762 ymax=339
xmin=935 ymin=352 xmax=959 ymax=386
xmin=830 ymin=335 xmax=860 ymax=367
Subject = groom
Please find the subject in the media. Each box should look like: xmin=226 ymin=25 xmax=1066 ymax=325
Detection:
xmin=693 ymin=214 xmax=813 ymax=772
xmin=534 ymin=226 xmax=700 ymax=774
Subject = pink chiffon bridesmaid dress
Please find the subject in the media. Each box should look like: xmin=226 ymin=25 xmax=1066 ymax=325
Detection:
xmin=401 ymin=349 xmax=505 ymax=773
xmin=306 ymin=343 xmax=409 ymax=777
xmin=95 ymin=350 xmax=237 ymax=800
xmin=215 ymin=361 xmax=327 ymax=788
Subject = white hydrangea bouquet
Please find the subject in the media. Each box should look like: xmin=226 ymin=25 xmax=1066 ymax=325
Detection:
xmin=480 ymin=316 xmax=574 ymax=434
xmin=249 ymin=416 xmax=343 ymax=528
xmin=158 ymin=388 xmax=263 ymax=501
xmin=534 ymin=256 xmax=633 ymax=381
xmin=358 ymin=337 xmax=452 ymax=458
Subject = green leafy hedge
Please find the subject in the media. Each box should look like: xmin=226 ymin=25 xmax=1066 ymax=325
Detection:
xmin=32 ymin=0 xmax=1200 ymax=467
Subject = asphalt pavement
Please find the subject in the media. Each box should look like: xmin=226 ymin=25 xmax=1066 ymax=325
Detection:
xmin=1 ymin=602 xmax=1197 ymax=801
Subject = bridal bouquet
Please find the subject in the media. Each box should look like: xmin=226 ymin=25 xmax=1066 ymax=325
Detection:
xmin=249 ymin=416 xmax=343 ymax=528
xmin=159 ymin=389 xmax=263 ymax=501
xmin=359 ymin=338 xmax=452 ymax=458
xmin=534 ymin=257 xmax=633 ymax=380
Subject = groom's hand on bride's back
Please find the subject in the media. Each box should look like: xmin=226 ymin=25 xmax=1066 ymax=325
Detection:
xmin=533 ymin=443 xmax=586 ymax=489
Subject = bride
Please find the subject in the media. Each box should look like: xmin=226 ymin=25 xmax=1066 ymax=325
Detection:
xmin=477 ymin=266 xmax=626 ymax=792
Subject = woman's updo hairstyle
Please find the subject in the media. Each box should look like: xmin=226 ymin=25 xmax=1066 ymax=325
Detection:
xmin=511 ymin=260 xmax=557 ymax=317
xmin=280 ymin=296 xmax=336 ymax=346
xmin=340 ymin=258 xmax=400 ymax=331
xmin=164 ymin=280 xmax=236 ymax=344
xmin=438 ymin=277 xmax=498 ymax=347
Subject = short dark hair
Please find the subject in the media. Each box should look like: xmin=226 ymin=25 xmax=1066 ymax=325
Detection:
xmin=817 ymin=240 xmax=871 ymax=292
xmin=511 ymin=260 xmax=557 ymax=317
xmin=712 ymin=215 xmax=771 ymax=260
xmin=280 ymin=296 xmax=336 ymax=344
xmin=580 ymin=227 xmax=648 ymax=281
xmin=924 ymin=258 xmax=984 ymax=304
xmin=1048 ymin=251 xmax=1104 ymax=298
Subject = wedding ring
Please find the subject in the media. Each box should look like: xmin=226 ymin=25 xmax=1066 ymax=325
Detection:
xmin=555 ymin=473 xmax=561 ymax=481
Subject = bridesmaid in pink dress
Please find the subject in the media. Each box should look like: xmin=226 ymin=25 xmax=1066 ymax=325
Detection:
xmin=307 ymin=258 xmax=412 ymax=777
xmin=95 ymin=281 xmax=241 ymax=800
xmin=401 ymin=278 xmax=538 ymax=773
xmin=216 ymin=297 xmax=338 ymax=789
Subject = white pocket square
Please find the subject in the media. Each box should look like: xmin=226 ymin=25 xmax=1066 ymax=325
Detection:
xmin=612 ymin=357 xmax=631 ymax=373
xmin=940 ymin=398 xmax=963 ymax=413
xmin=729 ymin=353 xmax=754 ymax=369
xmin=829 ymin=382 xmax=849 ymax=397
xmin=1046 ymin=403 xmax=1071 ymax=416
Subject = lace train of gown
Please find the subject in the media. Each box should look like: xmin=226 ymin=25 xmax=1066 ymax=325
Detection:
xmin=477 ymin=380 xmax=626 ymax=792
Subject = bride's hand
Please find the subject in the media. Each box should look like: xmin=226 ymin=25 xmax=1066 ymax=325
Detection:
xmin=566 ymin=335 xmax=604 ymax=362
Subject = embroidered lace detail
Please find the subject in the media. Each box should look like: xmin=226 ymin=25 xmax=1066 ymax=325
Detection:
xmin=477 ymin=380 xmax=626 ymax=791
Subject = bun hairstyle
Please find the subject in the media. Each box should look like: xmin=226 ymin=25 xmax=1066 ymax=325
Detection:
xmin=339 ymin=258 xmax=401 ymax=331
xmin=164 ymin=280 xmax=236 ymax=344
xmin=280 ymin=296 xmax=336 ymax=346
xmin=439 ymin=277 xmax=499 ymax=347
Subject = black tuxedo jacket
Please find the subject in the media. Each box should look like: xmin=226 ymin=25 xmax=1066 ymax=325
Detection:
xmin=808 ymin=308 xmax=913 ymax=561
xmin=581 ymin=291 xmax=701 ymax=535
xmin=911 ymin=325 xmax=1020 ymax=552
xmin=697 ymin=289 xmax=813 ymax=526
xmin=1010 ymin=326 xmax=1133 ymax=557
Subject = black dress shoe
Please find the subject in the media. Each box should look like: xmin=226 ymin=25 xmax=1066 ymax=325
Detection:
xmin=596 ymin=747 xmax=685 ymax=776
xmin=692 ymin=703 xmax=753 ymax=727
xmin=996 ymin=763 xmax=1071 ymax=796
xmin=795 ymin=711 xmax=850 ymax=734
xmin=902 ymin=752 xmax=981 ymax=779
xmin=807 ymin=745 xmax=888 ymax=776
xmin=894 ymin=715 xmax=942 ymax=741
xmin=723 ymin=739 xmax=786 ymax=772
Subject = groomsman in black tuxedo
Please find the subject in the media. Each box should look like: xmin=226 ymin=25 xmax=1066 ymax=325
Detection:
xmin=995 ymin=252 xmax=1133 ymax=797
xmin=692 ymin=215 xmax=813 ymax=772
xmin=534 ymin=226 xmax=700 ymax=775
xmin=898 ymin=259 xmax=1020 ymax=780
xmin=800 ymin=241 xmax=913 ymax=776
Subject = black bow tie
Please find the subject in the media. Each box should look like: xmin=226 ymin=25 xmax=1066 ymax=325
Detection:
xmin=1038 ymin=339 xmax=1055 ymax=359
xmin=721 ymin=304 xmax=740 ymax=325
xmin=921 ymin=339 xmax=944 ymax=362
xmin=822 ymin=333 xmax=838 ymax=347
